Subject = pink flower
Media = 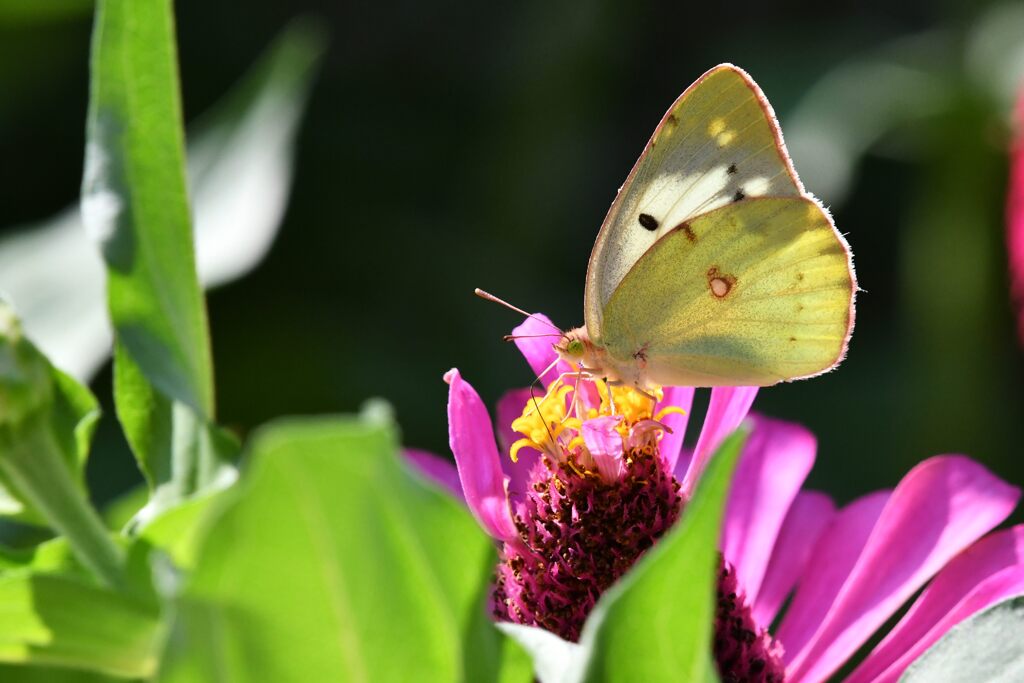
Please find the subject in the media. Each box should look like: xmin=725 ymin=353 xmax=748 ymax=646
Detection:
xmin=407 ymin=313 xmax=1024 ymax=682
xmin=1009 ymin=87 xmax=1024 ymax=341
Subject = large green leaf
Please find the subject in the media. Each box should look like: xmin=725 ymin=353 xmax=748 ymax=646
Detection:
xmin=900 ymin=594 xmax=1024 ymax=682
xmin=501 ymin=429 xmax=746 ymax=683
xmin=0 ymin=571 xmax=161 ymax=678
xmin=82 ymin=0 xmax=244 ymax=515
xmin=158 ymin=411 xmax=502 ymax=682
xmin=83 ymin=0 xmax=213 ymax=418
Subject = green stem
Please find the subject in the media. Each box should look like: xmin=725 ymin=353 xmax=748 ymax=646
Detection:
xmin=0 ymin=418 xmax=124 ymax=587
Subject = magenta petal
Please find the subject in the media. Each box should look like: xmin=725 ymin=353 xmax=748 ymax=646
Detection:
xmin=752 ymin=491 xmax=836 ymax=628
xmin=1008 ymin=88 xmax=1024 ymax=342
xmin=495 ymin=388 xmax=540 ymax=502
xmin=656 ymin=385 xmax=695 ymax=471
xmin=784 ymin=456 xmax=1021 ymax=683
xmin=582 ymin=416 xmax=625 ymax=481
xmin=445 ymin=368 xmax=519 ymax=543
xmin=403 ymin=448 xmax=465 ymax=501
xmin=511 ymin=313 xmax=568 ymax=385
xmin=681 ymin=386 xmax=758 ymax=496
xmin=846 ymin=525 xmax=1024 ymax=683
xmin=721 ymin=415 xmax=816 ymax=605
xmin=777 ymin=491 xmax=890 ymax=666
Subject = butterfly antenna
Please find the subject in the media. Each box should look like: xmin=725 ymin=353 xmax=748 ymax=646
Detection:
xmin=475 ymin=288 xmax=563 ymax=333
xmin=503 ymin=333 xmax=563 ymax=342
xmin=523 ymin=357 xmax=561 ymax=413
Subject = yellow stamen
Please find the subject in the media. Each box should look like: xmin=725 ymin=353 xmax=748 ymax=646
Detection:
xmin=654 ymin=405 xmax=688 ymax=422
xmin=510 ymin=380 xmax=576 ymax=460
xmin=510 ymin=437 xmax=538 ymax=463
xmin=593 ymin=382 xmax=663 ymax=424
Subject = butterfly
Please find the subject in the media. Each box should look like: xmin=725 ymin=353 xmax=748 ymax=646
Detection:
xmin=556 ymin=64 xmax=856 ymax=389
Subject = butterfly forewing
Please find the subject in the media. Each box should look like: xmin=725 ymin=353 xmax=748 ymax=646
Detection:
xmin=598 ymin=197 xmax=854 ymax=387
xmin=585 ymin=64 xmax=804 ymax=340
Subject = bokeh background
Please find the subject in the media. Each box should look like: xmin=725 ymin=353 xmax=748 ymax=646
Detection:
xmin=2 ymin=0 xmax=1023 ymax=521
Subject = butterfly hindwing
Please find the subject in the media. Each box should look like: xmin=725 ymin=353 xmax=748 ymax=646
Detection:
xmin=597 ymin=197 xmax=854 ymax=386
xmin=584 ymin=64 xmax=804 ymax=340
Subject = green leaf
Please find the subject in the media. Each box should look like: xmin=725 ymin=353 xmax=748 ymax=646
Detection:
xmin=83 ymin=0 xmax=213 ymax=418
xmin=135 ymin=485 xmax=230 ymax=571
xmin=899 ymin=594 xmax=1024 ymax=682
xmin=579 ymin=433 xmax=744 ymax=682
xmin=496 ymin=632 xmax=536 ymax=683
xmin=83 ymin=0 xmax=254 ymax=516
xmin=113 ymin=345 xmax=238 ymax=521
xmin=0 ymin=663 xmax=127 ymax=683
xmin=0 ymin=19 xmax=324 ymax=384
xmin=500 ymin=429 xmax=746 ymax=683
xmin=0 ymin=570 xmax=161 ymax=678
xmin=158 ymin=412 xmax=502 ymax=682
xmin=497 ymin=624 xmax=581 ymax=683
xmin=0 ymin=304 xmax=123 ymax=586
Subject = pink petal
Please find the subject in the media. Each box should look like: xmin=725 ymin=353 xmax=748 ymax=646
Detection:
xmin=752 ymin=491 xmax=835 ymax=628
xmin=582 ymin=415 xmax=625 ymax=482
xmin=1008 ymin=88 xmax=1024 ymax=342
xmin=785 ymin=456 xmax=1020 ymax=683
xmin=495 ymin=388 xmax=540 ymax=502
xmin=403 ymin=448 xmax=464 ymax=501
xmin=656 ymin=385 xmax=695 ymax=471
xmin=681 ymin=386 xmax=758 ymax=497
xmin=846 ymin=525 xmax=1024 ymax=683
xmin=673 ymin=447 xmax=693 ymax=482
xmin=511 ymin=313 xmax=568 ymax=386
xmin=444 ymin=368 xmax=518 ymax=543
xmin=777 ymin=490 xmax=890 ymax=665
xmin=721 ymin=415 xmax=816 ymax=605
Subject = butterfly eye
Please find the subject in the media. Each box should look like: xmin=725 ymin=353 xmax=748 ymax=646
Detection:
xmin=566 ymin=339 xmax=585 ymax=357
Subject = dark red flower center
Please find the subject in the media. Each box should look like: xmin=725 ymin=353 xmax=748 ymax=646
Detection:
xmin=492 ymin=445 xmax=785 ymax=681
xmin=716 ymin=562 xmax=786 ymax=682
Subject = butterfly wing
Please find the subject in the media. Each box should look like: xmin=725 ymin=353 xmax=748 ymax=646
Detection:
xmin=598 ymin=196 xmax=854 ymax=387
xmin=584 ymin=64 xmax=805 ymax=341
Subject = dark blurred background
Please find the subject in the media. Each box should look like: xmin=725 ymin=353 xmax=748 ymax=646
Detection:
xmin=1 ymin=0 xmax=1022 ymax=517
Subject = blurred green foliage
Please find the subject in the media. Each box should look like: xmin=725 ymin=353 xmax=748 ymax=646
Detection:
xmin=1 ymin=0 xmax=1022 ymax=519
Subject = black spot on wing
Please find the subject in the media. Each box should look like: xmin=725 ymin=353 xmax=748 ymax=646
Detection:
xmin=733 ymin=189 xmax=745 ymax=202
xmin=638 ymin=213 xmax=659 ymax=231
xmin=727 ymin=163 xmax=738 ymax=175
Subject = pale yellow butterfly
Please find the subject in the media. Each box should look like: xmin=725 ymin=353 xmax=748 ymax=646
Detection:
xmin=555 ymin=64 xmax=856 ymax=389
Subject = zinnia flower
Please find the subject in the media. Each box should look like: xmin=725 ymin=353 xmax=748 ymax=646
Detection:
xmin=406 ymin=313 xmax=1024 ymax=682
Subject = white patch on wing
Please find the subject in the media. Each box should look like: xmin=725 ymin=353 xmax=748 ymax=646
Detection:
xmin=638 ymin=165 xmax=732 ymax=238
xmin=742 ymin=175 xmax=770 ymax=197
xmin=597 ymin=165 xmax=733 ymax=309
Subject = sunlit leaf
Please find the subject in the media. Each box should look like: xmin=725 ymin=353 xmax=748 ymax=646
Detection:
xmin=83 ymin=0 xmax=212 ymax=416
xmin=158 ymin=412 xmax=502 ymax=682
xmin=0 ymin=304 xmax=123 ymax=586
xmin=0 ymin=568 xmax=161 ymax=678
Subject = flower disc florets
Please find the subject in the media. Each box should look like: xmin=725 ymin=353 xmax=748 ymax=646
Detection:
xmin=494 ymin=377 xmax=785 ymax=681
xmin=494 ymin=379 xmax=683 ymax=639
